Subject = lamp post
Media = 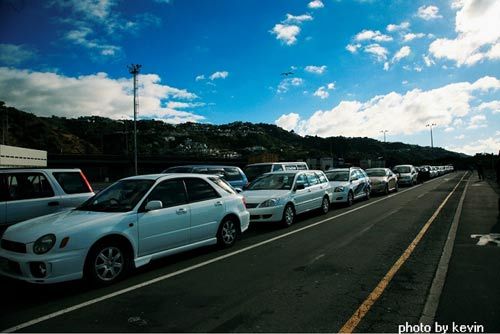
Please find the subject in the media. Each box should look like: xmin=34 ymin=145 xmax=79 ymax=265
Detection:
xmin=128 ymin=64 xmax=141 ymax=175
xmin=380 ymin=130 xmax=388 ymax=143
xmin=426 ymin=123 xmax=436 ymax=148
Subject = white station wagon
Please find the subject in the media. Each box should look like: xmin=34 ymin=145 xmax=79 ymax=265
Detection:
xmin=242 ymin=170 xmax=332 ymax=227
xmin=0 ymin=174 xmax=249 ymax=285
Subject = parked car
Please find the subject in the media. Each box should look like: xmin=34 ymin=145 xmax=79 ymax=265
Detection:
xmin=162 ymin=165 xmax=248 ymax=190
xmin=429 ymin=166 xmax=439 ymax=178
xmin=417 ymin=166 xmax=431 ymax=183
xmin=242 ymin=170 xmax=331 ymax=227
xmin=0 ymin=173 xmax=249 ymax=285
xmin=244 ymin=162 xmax=309 ymax=182
xmin=393 ymin=165 xmax=418 ymax=186
xmin=365 ymin=168 xmax=398 ymax=194
xmin=0 ymin=168 xmax=95 ymax=226
xmin=325 ymin=167 xmax=371 ymax=206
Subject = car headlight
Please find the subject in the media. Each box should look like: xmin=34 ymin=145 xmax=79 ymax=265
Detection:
xmin=259 ymin=198 xmax=280 ymax=208
xmin=33 ymin=234 xmax=56 ymax=254
xmin=334 ymin=186 xmax=346 ymax=192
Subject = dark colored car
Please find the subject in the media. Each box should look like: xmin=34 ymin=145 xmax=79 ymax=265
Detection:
xmin=163 ymin=165 xmax=248 ymax=190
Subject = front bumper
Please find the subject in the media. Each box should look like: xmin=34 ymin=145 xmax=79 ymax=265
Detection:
xmin=330 ymin=191 xmax=349 ymax=203
xmin=398 ymin=178 xmax=413 ymax=185
xmin=371 ymin=182 xmax=387 ymax=193
xmin=0 ymin=247 xmax=86 ymax=284
xmin=247 ymin=204 xmax=285 ymax=222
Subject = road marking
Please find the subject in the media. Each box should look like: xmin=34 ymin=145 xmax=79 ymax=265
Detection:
xmin=1 ymin=173 xmax=462 ymax=333
xmin=338 ymin=172 xmax=467 ymax=333
xmin=420 ymin=176 xmax=470 ymax=324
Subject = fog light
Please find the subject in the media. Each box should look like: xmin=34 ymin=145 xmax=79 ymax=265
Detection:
xmin=30 ymin=262 xmax=48 ymax=278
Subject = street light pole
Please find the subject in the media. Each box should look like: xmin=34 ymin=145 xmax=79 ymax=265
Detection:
xmin=128 ymin=64 xmax=141 ymax=175
xmin=380 ymin=130 xmax=388 ymax=143
xmin=426 ymin=123 xmax=436 ymax=148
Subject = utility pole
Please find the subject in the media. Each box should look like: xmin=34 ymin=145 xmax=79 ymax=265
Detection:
xmin=128 ymin=64 xmax=141 ymax=175
xmin=380 ymin=130 xmax=388 ymax=143
xmin=426 ymin=123 xmax=436 ymax=148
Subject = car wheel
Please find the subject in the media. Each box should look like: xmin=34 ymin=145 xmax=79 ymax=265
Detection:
xmin=384 ymin=184 xmax=389 ymax=195
xmin=364 ymin=188 xmax=370 ymax=200
xmin=320 ymin=196 xmax=330 ymax=214
xmin=282 ymin=204 xmax=295 ymax=227
xmin=347 ymin=191 xmax=354 ymax=207
xmin=85 ymin=241 xmax=130 ymax=286
xmin=394 ymin=183 xmax=399 ymax=192
xmin=217 ymin=217 xmax=238 ymax=248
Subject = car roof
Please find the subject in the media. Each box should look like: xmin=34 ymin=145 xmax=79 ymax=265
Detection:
xmin=246 ymin=162 xmax=307 ymax=166
xmin=0 ymin=168 xmax=82 ymax=172
xmin=166 ymin=165 xmax=240 ymax=169
xmin=122 ymin=173 xmax=220 ymax=181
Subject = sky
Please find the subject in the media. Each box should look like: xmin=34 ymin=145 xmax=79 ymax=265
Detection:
xmin=0 ymin=0 xmax=499 ymax=155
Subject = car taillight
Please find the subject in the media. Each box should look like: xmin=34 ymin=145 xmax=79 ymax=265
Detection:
xmin=80 ymin=171 xmax=94 ymax=193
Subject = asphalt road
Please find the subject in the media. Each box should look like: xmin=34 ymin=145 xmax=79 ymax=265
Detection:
xmin=0 ymin=172 xmax=468 ymax=332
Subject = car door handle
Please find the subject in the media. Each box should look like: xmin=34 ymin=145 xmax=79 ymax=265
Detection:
xmin=214 ymin=201 xmax=223 ymax=207
xmin=48 ymin=201 xmax=59 ymax=207
xmin=176 ymin=208 xmax=188 ymax=215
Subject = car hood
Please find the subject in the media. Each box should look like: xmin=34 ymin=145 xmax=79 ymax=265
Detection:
xmin=328 ymin=181 xmax=350 ymax=188
xmin=242 ymin=190 xmax=291 ymax=203
xmin=3 ymin=210 xmax=128 ymax=244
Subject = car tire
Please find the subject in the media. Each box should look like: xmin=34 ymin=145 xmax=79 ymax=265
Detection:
xmin=85 ymin=241 xmax=131 ymax=286
xmin=320 ymin=196 xmax=330 ymax=214
xmin=346 ymin=191 xmax=354 ymax=207
xmin=394 ymin=183 xmax=399 ymax=192
xmin=364 ymin=188 xmax=370 ymax=200
xmin=217 ymin=217 xmax=238 ymax=248
xmin=384 ymin=184 xmax=389 ymax=195
xmin=281 ymin=204 xmax=295 ymax=227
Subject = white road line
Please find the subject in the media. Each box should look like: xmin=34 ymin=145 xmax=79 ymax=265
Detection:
xmin=419 ymin=175 xmax=470 ymax=324
xmin=1 ymin=173 xmax=462 ymax=333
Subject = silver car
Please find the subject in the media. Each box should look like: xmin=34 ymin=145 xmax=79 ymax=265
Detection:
xmin=242 ymin=170 xmax=332 ymax=227
xmin=365 ymin=168 xmax=398 ymax=194
xmin=393 ymin=165 xmax=418 ymax=186
xmin=325 ymin=168 xmax=371 ymax=206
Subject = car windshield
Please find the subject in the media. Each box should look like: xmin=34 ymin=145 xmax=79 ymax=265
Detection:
xmin=394 ymin=166 xmax=411 ymax=173
xmin=325 ymin=171 xmax=349 ymax=181
xmin=244 ymin=164 xmax=272 ymax=181
xmin=77 ymin=179 xmax=154 ymax=212
xmin=366 ymin=169 xmax=386 ymax=177
xmin=247 ymin=173 xmax=295 ymax=190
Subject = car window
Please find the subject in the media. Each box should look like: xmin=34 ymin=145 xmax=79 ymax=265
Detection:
xmin=244 ymin=164 xmax=272 ymax=181
xmin=53 ymin=172 xmax=92 ymax=194
xmin=146 ymin=179 xmax=187 ymax=209
xmin=306 ymin=172 xmax=319 ymax=186
xmin=184 ymin=178 xmax=221 ymax=202
xmin=295 ymin=174 xmax=309 ymax=188
xmin=325 ymin=171 xmax=349 ymax=181
xmin=297 ymin=163 xmax=308 ymax=170
xmin=223 ymin=167 xmax=243 ymax=181
xmin=317 ymin=172 xmax=328 ymax=184
xmin=285 ymin=165 xmax=298 ymax=170
xmin=272 ymin=164 xmax=284 ymax=172
xmin=209 ymin=177 xmax=236 ymax=194
xmin=350 ymin=171 xmax=357 ymax=180
xmin=5 ymin=173 xmax=54 ymax=201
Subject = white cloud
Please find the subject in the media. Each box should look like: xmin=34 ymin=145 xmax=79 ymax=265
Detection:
xmin=277 ymin=77 xmax=304 ymax=93
xmin=209 ymin=71 xmax=229 ymax=80
xmin=364 ymin=43 xmax=389 ymax=61
xmin=386 ymin=22 xmax=410 ymax=32
xmin=477 ymin=100 xmax=500 ymax=113
xmin=346 ymin=43 xmax=361 ymax=53
xmin=423 ymin=54 xmax=435 ymax=67
xmin=327 ymin=82 xmax=335 ymax=90
xmin=195 ymin=74 xmax=205 ymax=81
xmin=65 ymin=27 xmax=121 ymax=56
xmin=454 ymin=134 xmax=465 ymax=139
xmin=447 ymin=136 xmax=500 ymax=155
xmin=467 ymin=114 xmax=487 ymax=129
xmin=271 ymin=24 xmax=301 ymax=46
xmin=403 ymin=33 xmax=426 ymax=42
xmin=313 ymin=86 xmax=329 ymax=99
xmin=284 ymin=13 xmax=313 ymax=24
xmin=0 ymin=44 xmax=37 ymax=65
xmin=429 ymin=0 xmax=500 ymax=66
xmin=417 ymin=5 xmax=443 ymax=20
xmin=305 ymin=65 xmax=327 ymax=74
xmin=274 ymin=76 xmax=500 ymax=139
xmin=392 ymin=46 xmax=411 ymax=63
xmin=308 ymin=0 xmax=324 ymax=9
xmin=444 ymin=127 xmax=455 ymax=132
xmin=355 ymin=30 xmax=393 ymax=42
xmin=275 ymin=113 xmax=300 ymax=131
xmin=166 ymin=101 xmax=206 ymax=109
xmin=0 ymin=67 xmax=203 ymax=124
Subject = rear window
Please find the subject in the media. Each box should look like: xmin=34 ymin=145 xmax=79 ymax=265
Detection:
xmin=53 ymin=172 xmax=92 ymax=194
xmin=222 ymin=167 xmax=242 ymax=181
xmin=209 ymin=177 xmax=237 ymax=194
xmin=244 ymin=164 xmax=272 ymax=181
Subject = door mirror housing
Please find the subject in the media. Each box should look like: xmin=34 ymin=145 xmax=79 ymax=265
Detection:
xmin=234 ymin=187 xmax=243 ymax=193
xmin=145 ymin=200 xmax=163 ymax=211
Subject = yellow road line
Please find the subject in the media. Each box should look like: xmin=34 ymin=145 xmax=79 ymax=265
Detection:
xmin=338 ymin=172 xmax=468 ymax=333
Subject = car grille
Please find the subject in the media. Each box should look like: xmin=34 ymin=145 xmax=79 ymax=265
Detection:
xmin=245 ymin=203 xmax=259 ymax=209
xmin=1 ymin=239 xmax=27 ymax=253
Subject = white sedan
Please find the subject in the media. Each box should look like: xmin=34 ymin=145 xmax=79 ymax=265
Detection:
xmin=0 ymin=174 xmax=249 ymax=285
xmin=242 ymin=170 xmax=332 ymax=227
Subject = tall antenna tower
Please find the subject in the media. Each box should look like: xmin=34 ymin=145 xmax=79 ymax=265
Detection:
xmin=128 ymin=64 xmax=141 ymax=175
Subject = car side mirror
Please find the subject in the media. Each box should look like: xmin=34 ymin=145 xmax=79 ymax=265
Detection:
xmin=145 ymin=200 xmax=163 ymax=211
xmin=234 ymin=187 xmax=243 ymax=193
xmin=295 ymin=183 xmax=305 ymax=191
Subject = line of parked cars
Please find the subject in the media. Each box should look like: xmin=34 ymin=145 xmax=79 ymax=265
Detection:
xmin=0 ymin=162 xmax=454 ymax=285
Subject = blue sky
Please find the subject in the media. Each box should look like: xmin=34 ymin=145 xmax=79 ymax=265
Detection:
xmin=0 ymin=0 xmax=499 ymax=155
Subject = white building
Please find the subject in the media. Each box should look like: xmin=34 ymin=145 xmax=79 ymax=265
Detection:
xmin=0 ymin=145 xmax=47 ymax=167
